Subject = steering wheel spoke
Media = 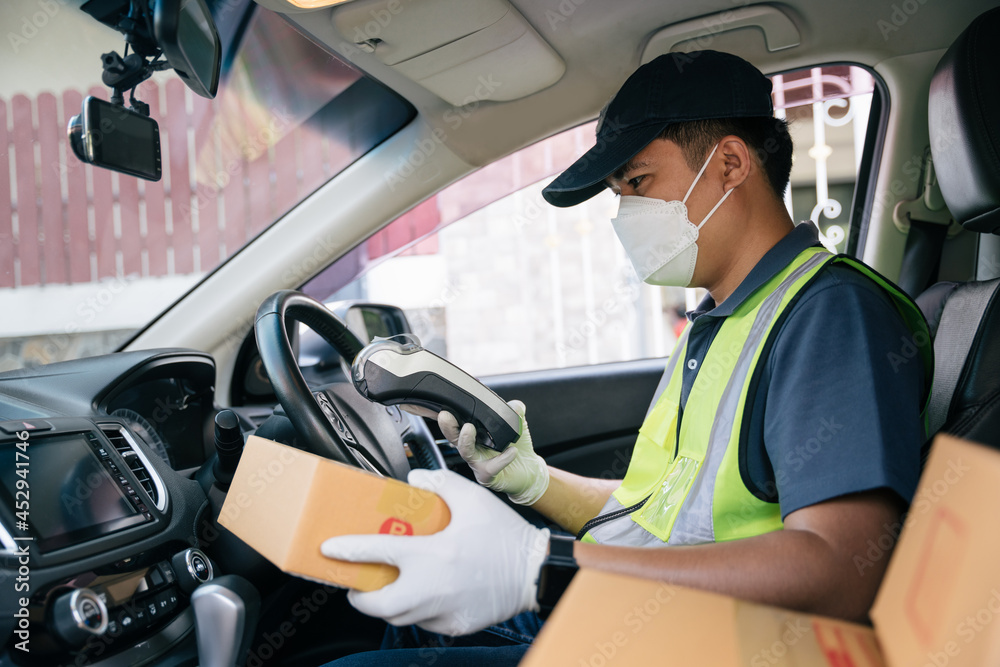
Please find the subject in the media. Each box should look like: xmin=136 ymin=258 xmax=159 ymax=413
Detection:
xmin=313 ymin=390 xmax=386 ymax=476
xmin=313 ymin=390 xmax=358 ymax=446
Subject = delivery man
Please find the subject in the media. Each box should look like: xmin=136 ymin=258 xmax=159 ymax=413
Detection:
xmin=321 ymin=51 xmax=932 ymax=665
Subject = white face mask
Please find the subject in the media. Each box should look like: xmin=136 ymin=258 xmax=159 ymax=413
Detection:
xmin=610 ymin=143 xmax=735 ymax=287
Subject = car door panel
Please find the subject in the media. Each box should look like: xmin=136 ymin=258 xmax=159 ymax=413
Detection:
xmin=481 ymin=357 xmax=666 ymax=479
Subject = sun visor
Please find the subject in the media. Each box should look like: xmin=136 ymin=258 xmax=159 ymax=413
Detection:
xmin=332 ymin=0 xmax=565 ymax=106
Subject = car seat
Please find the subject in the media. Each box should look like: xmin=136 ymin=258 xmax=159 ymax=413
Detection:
xmin=915 ymin=6 xmax=1000 ymax=448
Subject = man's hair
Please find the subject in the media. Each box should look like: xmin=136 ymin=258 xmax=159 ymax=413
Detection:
xmin=657 ymin=117 xmax=793 ymax=200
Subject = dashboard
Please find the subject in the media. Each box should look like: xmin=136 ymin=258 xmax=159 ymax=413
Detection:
xmin=0 ymin=349 xmax=224 ymax=666
xmin=0 ymin=333 xmax=416 ymax=666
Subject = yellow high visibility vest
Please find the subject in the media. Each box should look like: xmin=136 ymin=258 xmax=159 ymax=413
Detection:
xmin=582 ymin=247 xmax=932 ymax=545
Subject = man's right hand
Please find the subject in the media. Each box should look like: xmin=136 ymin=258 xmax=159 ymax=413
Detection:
xmin=437 ymin=400 xmax=550 ymax=505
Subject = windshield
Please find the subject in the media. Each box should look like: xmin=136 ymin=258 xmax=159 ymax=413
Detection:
xmin=0 ymin=1 xmax=413 ymax=371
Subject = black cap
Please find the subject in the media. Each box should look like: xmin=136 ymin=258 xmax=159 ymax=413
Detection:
xmin=541 ymin=50 xmax=774 ymax=208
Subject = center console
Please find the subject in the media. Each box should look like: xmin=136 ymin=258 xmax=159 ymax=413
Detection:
xmin=0 ymin=418 xmax=212 ymax=663
xmin=46 ymin=548 xmax=210 ymax=649
xmin=0 ymin=418 xmax=168 ymax=566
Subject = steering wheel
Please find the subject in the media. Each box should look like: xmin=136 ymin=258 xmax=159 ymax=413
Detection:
xmin=254 ymin=290 xmax=440 ymax=480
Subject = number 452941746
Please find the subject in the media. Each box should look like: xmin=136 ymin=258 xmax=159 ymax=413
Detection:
xmin=14 ymin=430 xmax=29 ymax=529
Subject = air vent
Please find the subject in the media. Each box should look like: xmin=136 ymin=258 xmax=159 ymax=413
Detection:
xmin=100 ymin=424 xmax=165 ymax=510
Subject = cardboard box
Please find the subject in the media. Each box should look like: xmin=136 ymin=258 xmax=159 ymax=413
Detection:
xmin=218 ymin=435 xmax=450 ymax=591
xmin=872 ymin=434 xmax=1000 ymax=667
xmin=522 ymin=434 xmax=1000 ymax=667
xmin=521 ymin=570 xmax=883 ymax=666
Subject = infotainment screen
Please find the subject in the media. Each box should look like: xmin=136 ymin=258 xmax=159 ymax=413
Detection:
xmin=0 ymin=434 xmax=148 ymax=552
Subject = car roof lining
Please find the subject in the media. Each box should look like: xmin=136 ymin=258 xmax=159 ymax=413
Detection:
xmin=263 ymin=0 xmax=994 ymax=171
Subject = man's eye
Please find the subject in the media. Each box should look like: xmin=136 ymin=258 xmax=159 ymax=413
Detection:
xmin=627 ymin=176 xmax=644 ymax=189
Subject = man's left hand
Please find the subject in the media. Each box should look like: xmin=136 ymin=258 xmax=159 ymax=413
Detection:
xmin=321 ymin=468 xmax=550 ymax=636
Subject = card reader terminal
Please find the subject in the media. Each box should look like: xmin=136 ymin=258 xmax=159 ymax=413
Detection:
xmin=351 ymin=337 xmax=520 ymax=451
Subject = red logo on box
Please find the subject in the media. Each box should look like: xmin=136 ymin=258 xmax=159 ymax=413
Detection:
xmin=379 ymin=518 xmax=414 ymax=536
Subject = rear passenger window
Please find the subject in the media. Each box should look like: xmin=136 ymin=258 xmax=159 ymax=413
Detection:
xmin=776 ymin=65 xmax=877 ymax=254
xmin=305 ymin=65 xmax=881 ymax=376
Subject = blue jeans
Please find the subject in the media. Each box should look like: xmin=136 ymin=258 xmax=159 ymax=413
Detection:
xmin=322 ymin=611 xmax=543 ymax=667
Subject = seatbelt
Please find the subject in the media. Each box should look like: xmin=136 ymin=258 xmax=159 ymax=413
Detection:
xmin=927 ymin=277 xmax=1000 ymax=435
xmin=898 ymin=219 xmax=948 ymax=297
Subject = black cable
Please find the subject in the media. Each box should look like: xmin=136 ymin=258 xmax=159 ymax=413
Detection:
xmin=133 ymin=0 xmax=155 ymax=46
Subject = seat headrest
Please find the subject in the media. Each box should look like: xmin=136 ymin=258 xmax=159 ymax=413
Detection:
xmin=928 ymin=7 xmax=1000 ymax=234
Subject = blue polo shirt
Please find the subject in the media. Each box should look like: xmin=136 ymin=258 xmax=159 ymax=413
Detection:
xmin=666 ymin=222 xmax=927 ymax=518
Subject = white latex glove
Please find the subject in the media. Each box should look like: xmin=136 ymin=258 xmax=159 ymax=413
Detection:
xmin=321 ymin=468 xmax=549 ymax=637
xmin=438 ymin=400 xmax=550 ymax=505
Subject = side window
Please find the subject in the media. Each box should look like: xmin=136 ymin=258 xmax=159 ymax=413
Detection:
xmin=305 ymin=65 xmax=879 ymax=376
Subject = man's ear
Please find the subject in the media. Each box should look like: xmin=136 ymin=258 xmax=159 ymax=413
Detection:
xmin=718 ymin=136 xmax=753 ymax=191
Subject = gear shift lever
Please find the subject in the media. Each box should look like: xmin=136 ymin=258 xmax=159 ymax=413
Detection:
xmin=190 ymin=574 xmax=261 ymax=667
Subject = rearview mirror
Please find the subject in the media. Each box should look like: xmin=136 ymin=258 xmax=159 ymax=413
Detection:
xmin=155 ymin=0 xmax=222 ymax=99
xmin=69 ymin=0 xmax=222 ymax=180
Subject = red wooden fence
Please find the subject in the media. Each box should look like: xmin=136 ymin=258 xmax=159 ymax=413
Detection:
xmin=0 ymin=78 xmax=441 ymax=290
